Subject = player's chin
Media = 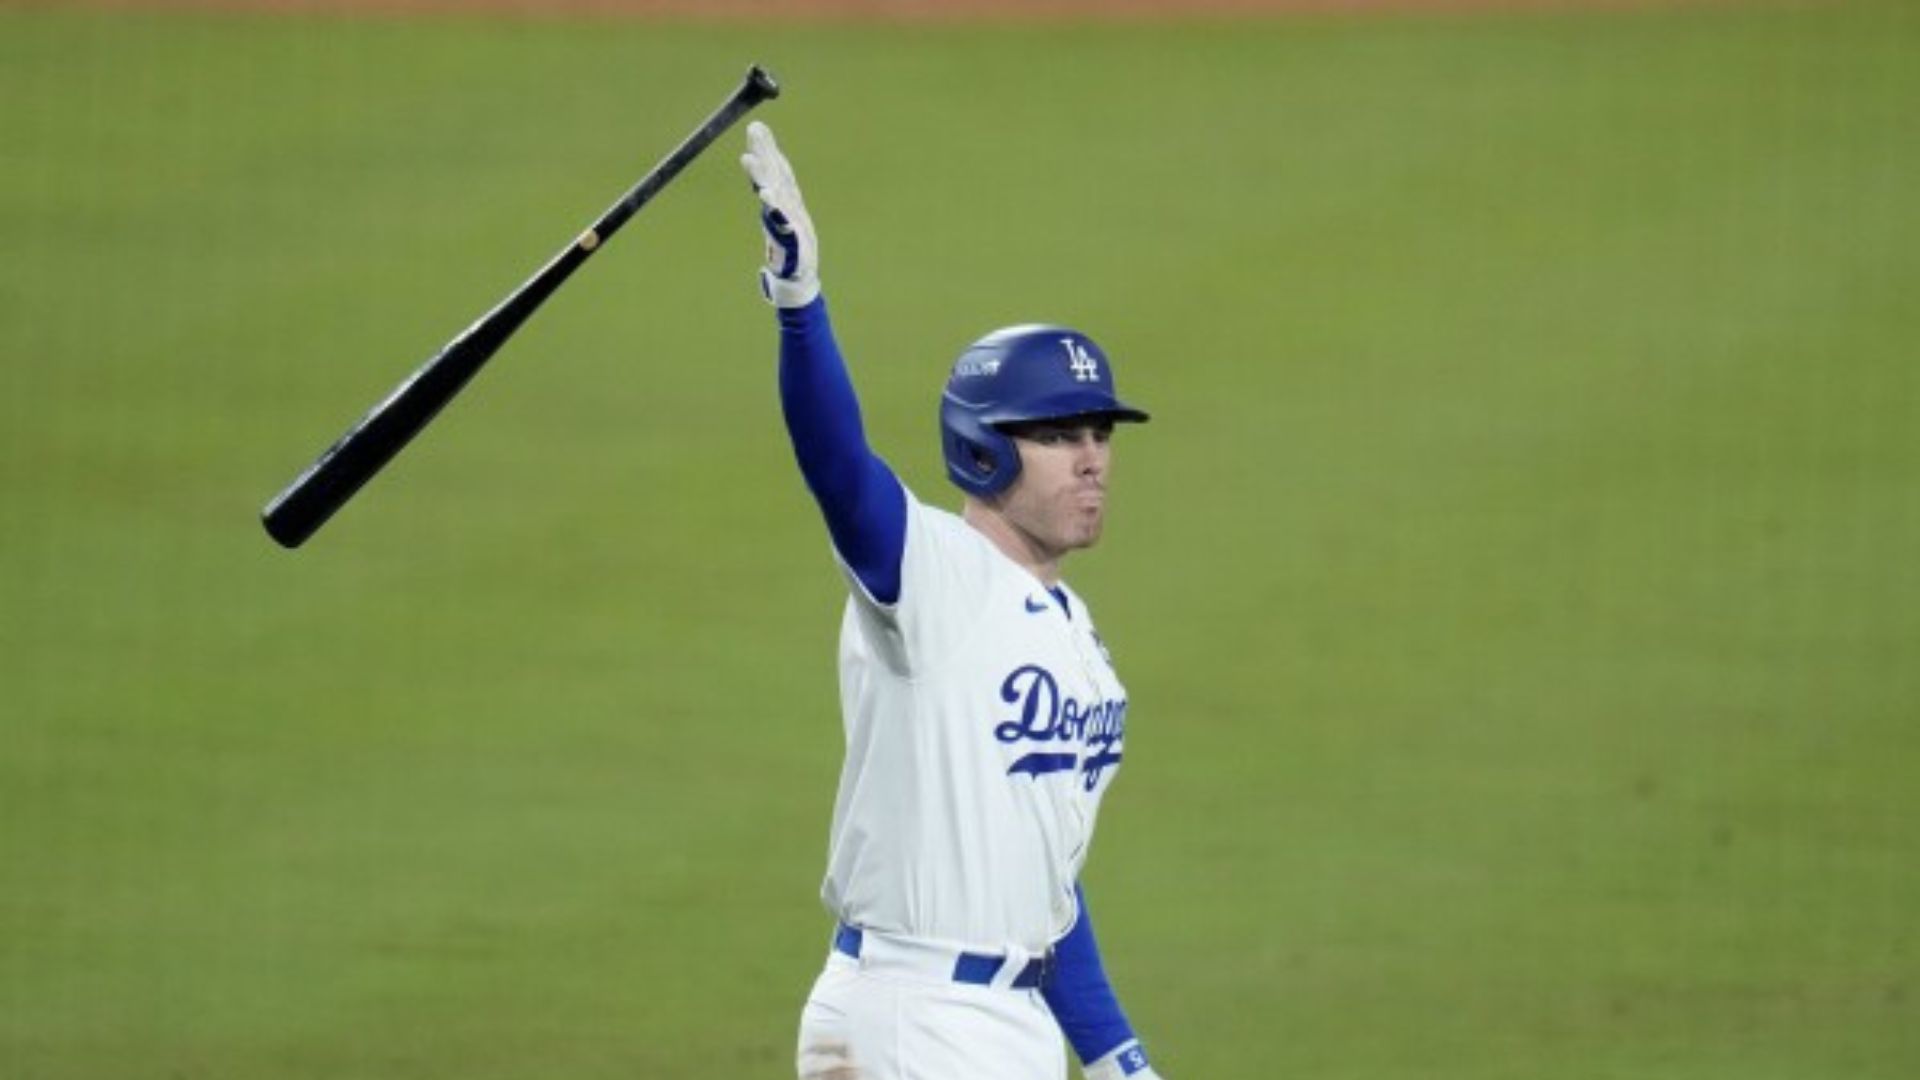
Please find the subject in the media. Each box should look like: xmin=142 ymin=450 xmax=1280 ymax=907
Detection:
xmin=1065 ymin=509 xmax=1106 ymax=549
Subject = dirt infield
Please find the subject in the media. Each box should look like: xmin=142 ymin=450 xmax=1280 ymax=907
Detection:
xmin=52 ymin=0 xmax=1740 ymax=21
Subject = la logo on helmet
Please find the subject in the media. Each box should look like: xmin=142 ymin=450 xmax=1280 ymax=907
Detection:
xmin=1062 ymin=338 xmax=1100 ymax=383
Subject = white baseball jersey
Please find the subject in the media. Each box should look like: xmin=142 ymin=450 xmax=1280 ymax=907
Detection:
xmin=820 ymin=488 xmax=1130 ymax=954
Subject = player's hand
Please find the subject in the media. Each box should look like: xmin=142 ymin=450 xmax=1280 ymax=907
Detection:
xmin=740 ymin=120 xmax=820 ymax=308
xmin=1085 ymin=1040 xmax=1164 ymax=1080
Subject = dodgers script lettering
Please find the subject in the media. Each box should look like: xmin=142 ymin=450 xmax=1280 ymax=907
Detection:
xmin=994 ymin=664 xmax=1127 ymax=791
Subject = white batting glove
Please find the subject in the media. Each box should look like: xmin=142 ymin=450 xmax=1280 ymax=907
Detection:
xmin=1086 ymin=1040 xmax=1164 ymax=1080
xmin=739 ymin=120 xmax=820 ymax=308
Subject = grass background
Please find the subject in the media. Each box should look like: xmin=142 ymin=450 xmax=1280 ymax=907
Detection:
xmin=3 ymin=3 xmax=1918 ymax=1077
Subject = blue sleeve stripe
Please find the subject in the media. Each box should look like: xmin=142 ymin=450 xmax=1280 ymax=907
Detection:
xmin=1042 ymin=882 xmax=1138 ymax=1064
xmin=776 ymin=297 xmax=906 ymax=605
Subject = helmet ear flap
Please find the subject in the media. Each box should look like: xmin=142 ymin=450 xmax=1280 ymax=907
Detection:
xmin=940 ymin=397 xmax=1020 ymax=497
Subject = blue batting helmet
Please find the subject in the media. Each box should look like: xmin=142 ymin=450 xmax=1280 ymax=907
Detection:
xmin=940 ymin=324 xmax=1150 ymax=497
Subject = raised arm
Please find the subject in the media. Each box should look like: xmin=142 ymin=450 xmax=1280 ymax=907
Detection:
xmin=742 ymin=122 xmax=906 ymax=604
xmin=1046 ymin=882 xmax=1166 ymax=1079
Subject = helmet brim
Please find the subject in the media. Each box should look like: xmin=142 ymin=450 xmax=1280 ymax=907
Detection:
xmin=981 ymin=390 xmax=1151 ymax=427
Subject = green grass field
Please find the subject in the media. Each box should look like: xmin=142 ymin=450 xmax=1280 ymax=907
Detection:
xmin=4 ymin=4 xmax=1918 ymax=1077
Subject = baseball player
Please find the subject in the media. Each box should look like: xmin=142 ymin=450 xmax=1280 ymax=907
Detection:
xmin=742 ymin=121 xmax=1166 ymax=1080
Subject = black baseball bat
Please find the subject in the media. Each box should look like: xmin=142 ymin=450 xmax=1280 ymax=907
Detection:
xmin=261 ymin=64 xmax=780 ymax=549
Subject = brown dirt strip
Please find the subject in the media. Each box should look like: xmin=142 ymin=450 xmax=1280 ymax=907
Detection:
xmin=27 ymin=0 xmax=1753 ymax=22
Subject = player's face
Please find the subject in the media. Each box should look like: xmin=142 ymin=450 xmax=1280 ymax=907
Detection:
xmin=999 ymin=418 xmax=1116 ymax=558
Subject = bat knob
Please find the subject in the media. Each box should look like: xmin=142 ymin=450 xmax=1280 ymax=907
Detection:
xmin=745 ymin=64 xmax=781 ymax=103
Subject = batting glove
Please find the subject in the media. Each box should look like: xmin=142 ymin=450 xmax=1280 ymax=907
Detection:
xmin=739 ymin=120 xmax=820 ymax=308
xmin=1086 ymin=1040 xmax=1163 ymax=1080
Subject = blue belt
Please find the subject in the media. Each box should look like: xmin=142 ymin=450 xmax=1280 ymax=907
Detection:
xmin=834 ymin=923 xmax=1053 ymax=991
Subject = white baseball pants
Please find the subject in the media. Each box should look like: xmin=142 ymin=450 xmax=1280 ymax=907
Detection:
xmin=796 ymin=934 xmax=1067 ymax=1080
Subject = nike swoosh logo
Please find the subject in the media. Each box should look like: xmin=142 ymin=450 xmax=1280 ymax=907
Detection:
xmin=1024 ymin=596 xmax=1050 ymax=614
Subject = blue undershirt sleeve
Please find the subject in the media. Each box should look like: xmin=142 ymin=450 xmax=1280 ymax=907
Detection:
xmin=1044 ymin=882 xmax=1140 ymax=1064
xmin=776 ymin=295 xmax=907 ymax=605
